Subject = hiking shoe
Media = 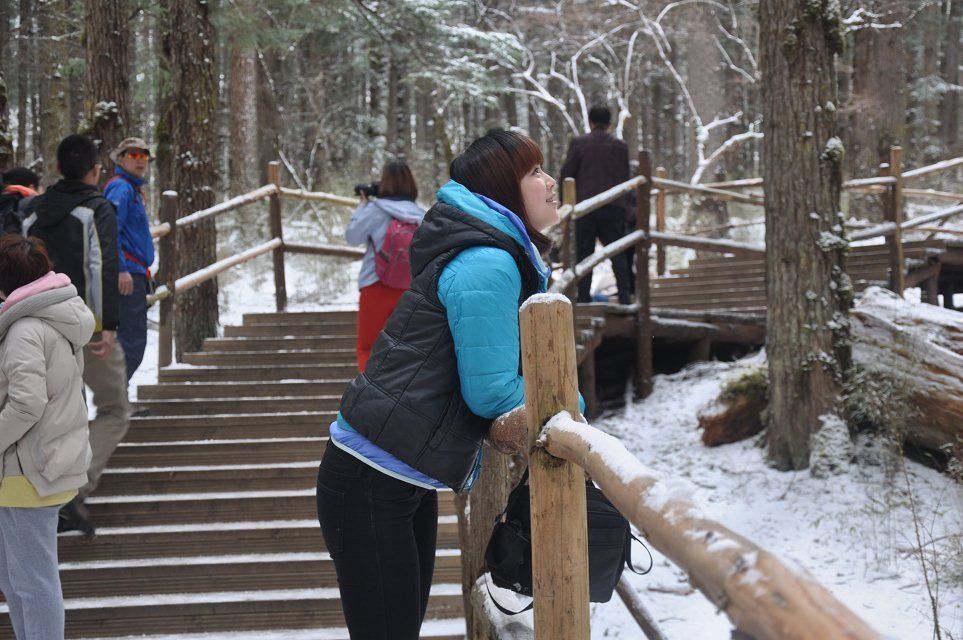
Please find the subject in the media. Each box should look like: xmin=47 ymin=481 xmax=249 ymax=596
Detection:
xmin=58 ymin=497 xmax=95 ymax=537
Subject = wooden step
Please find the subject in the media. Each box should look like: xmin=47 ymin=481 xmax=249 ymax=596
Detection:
xmin=137 ymin=380 xmax=351 ymax=400
xmin=133 ymin=396 xmax=342 ymax=416
xmin=56 ymin=553 xmax=463 ymax=599
xmin=84 ymin=490 xmax=458 ymax=528
xmin=109 ymin=437 xmax=326 ymax=468
xmin=182 ymin=350 xmax=356 ymax=367
xmin=204 ymin=335 xmax=357 ymax=351
xmin=159 ymin=364 xmax=359 ymax=383
xmin=0 ymin=589 xmax=463 ymax=637
xmin=652 ymin=300 xmax=767 ymax=312
xmin=126 ymin=413 xmax=334 ymax=442
xmin=96 ymin=462 xmax=320 ymax=495
xmin=244 ymin=310 xmax=358 ymax=324
xmin=58 ymin=519 xmax=461 ymax=562
xmin=225 ymin=322 xmax=357 ymax=338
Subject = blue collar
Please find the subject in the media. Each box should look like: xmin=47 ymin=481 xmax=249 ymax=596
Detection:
xmin=470 ymin=192 xmax=551 ymax=282
xmin=113 ymin=166 xmax=145 ymax=188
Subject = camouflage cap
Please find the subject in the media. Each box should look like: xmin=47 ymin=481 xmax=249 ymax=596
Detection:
xmin=109 ymin=137 xmax=151 ymax=163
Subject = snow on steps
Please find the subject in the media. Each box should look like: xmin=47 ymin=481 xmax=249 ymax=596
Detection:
xmin=0 ymin=309 xmax=466 ymax=638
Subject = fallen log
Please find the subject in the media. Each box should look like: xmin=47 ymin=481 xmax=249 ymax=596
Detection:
xmin=698 ymin=287 xmax=963 ymax=460
xmin=850 ymin=287 xmax=963 ymax=459
xmin=698 ymin=365 xmax=768 ymax=447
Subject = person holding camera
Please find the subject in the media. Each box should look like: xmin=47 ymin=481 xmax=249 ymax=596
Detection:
xmin=346 ymin=160 xmax=425 ymax=370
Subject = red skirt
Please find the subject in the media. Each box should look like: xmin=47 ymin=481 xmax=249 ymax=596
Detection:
xmin=356 ymin=281 xmax=406 ymax=371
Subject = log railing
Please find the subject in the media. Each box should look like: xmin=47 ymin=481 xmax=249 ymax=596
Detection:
xmin=488 ymin=294 xmax=883 ymax=640
xmin=149 ymin=161 xmax=362 ymax=367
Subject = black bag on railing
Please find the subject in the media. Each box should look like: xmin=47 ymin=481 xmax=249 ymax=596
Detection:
xmin=484 ymin=469 xmax=651 ymax=614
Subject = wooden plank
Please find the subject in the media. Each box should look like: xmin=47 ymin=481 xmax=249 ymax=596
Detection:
xmin=268 ymin=161 xmax=287 ymax=311
xmin=636 ymin=151 xmax=654 ymax=398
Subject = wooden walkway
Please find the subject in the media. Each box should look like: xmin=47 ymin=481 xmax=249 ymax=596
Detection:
xmin=651 ymin=238 xmax=963 ymax=314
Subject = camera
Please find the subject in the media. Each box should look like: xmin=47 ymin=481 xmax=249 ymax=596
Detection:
xmin=354 ymin=182 xmax=379 ymax=198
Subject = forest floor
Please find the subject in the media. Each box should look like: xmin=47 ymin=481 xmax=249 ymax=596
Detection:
xmin=128 ymin=244 xmax=962 ymax=640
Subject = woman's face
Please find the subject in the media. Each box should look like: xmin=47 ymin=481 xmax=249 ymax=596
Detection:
xmin=520 ymin=165 xmax=558 ymax=231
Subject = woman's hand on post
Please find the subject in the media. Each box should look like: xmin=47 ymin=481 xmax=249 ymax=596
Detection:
xmin=487 ymin=405 xmax=529 ymax=455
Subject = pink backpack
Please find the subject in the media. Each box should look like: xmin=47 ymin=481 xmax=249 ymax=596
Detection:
xmin=375 ymin=219 xmax=418 ymax=289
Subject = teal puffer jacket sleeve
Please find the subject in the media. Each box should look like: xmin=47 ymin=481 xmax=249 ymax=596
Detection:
xmin=439 ymin=246 xmax=585 ymax=420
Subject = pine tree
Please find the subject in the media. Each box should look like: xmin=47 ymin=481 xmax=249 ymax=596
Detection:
xmin=167 ymin=0 xmax=219 ymax=357
xmin=760 ymin=0 xmax=853 ymax=470
xmin=83 ymin=0 xmax=131 ymax=172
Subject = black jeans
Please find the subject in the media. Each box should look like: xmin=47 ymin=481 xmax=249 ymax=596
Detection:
xmin=316 ymin=442 xmax=439 ymax=640
xmin=576 ymin=204 xmax=635 ymax=305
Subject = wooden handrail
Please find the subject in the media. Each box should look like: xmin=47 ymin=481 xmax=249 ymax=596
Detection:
xmin=284 ymin=241 xmax=365 ymax=259
xmin=651 ymin=230 xmax=764 ymax=256
xmin=538 ymin=409 xmax=882 ymax=640
xmin=148 ymin=237 xmax=282 ymax=305
xmin=843 ymin=175 xmax=897 ymax=188
xmin=177 ymin=184 xmax=279 ymax=229
xmin=850 ymin=202 xmax=963 ymax=241
xmin=150 ymin=222 xmax=171 ymax=239
xmin=901 ymin=156 xmax=963 ymax=180
xmin=280 ymin=186 xmax=358 ymax=207
xmin=651 ymin=176 xmax=764 ymax=206
xmin=846 ymin=186 xmax=963 ymax=201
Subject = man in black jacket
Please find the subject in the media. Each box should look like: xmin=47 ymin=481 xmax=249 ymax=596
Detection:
xmin=23 ymin=134 xmax=129 ymax=536
xmin=560 ymin=106 xmax=634 ymax=304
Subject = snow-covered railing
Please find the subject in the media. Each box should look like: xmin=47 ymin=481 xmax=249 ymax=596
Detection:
xmin=501 ymin=294 xmax=883 ymax=640
xmin=279 ymin=186 xmax=357 ymax=208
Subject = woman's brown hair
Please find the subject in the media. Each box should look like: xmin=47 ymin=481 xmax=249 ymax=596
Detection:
xmin=378 ymin=160 xmax=418 ymax=201
xmin=0 ymin=234 xmax=53 ymax=296
xmin=449 ymin=130 xmax=552 ymax=254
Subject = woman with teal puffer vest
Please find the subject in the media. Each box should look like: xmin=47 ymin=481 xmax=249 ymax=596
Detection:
xmin=317 ymin=131 xmax=583 ymax=639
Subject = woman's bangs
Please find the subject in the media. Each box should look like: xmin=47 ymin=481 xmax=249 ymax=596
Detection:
xmin=511 ymin=134 xmax=544 ymax=177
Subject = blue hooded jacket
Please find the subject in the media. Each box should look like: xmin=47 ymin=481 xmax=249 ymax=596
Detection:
xmin=104 ymin=167 xmax=155 ymax=276
xmin=330 ymin=181 xmax=581 ymax=490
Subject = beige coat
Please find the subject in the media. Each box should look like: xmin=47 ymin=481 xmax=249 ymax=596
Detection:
xmin=0 ymin=284 xmax=94 ymax=496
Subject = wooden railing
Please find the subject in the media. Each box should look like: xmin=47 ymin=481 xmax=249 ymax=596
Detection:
xmin=147 ymin=161 xmax=362 ymax=367
xmin=482 ymin=294 xmax=883 ymax=640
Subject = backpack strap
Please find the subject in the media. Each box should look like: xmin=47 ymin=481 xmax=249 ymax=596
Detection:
xmin=484 ymin=572 xmax=534 ymax=616
xmin=625 ymin=534 xmax=654 ymax=576
xmin=491 ymin=467 xmax=529 ymax=526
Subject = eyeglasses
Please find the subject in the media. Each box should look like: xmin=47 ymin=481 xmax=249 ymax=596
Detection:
xmin=125 ymin=151 xmax=150 ymax=161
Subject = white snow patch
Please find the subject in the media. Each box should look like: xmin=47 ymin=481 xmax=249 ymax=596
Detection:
xmin=810 ymin=413 xmax=853 ymax=478
xmin=520 ymin=292 xmax=571 ymax=311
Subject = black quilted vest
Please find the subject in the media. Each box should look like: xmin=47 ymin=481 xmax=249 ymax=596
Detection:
xmin=339 ymin=202 xmax=542 ymax=492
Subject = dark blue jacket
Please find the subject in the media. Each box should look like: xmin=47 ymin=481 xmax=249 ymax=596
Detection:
xmin=104 ymin=167 xmax=155 ymax=276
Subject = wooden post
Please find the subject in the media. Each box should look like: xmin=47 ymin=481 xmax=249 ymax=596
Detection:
xmin=562 ymin=177 xmax=578 ymax=304
xmin=942 ymin=282 xmax=956 ymax=310
xmin=267 ymin=161 xmax=287 ymax=311
xmin=157 ymin=191 xmax=178 ymax=369
xmin=655 ymin=166 xmax=667 ymax=276
xmin=635 ymin=151 xmax=654 ymax=398
xmin=883 ymin=147 xmax=905 ymax=295
xmin=520 ymin=296 xmax=590 ymax=640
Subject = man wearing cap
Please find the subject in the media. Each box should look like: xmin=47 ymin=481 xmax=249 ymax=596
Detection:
xmin=104 ymin=137 xmax=155 ymax=380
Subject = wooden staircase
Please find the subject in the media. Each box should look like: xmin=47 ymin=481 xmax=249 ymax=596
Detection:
xmin=0 ymin=309 xmax=466 ymax=639
xmin=651 ymin=239 xmax=956 ymax=312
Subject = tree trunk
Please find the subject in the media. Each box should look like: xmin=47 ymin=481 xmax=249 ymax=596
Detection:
xmin=16 ymin=0 xmax=31 ymax=164
xmin=153 ymin=0 xmax=173 ymax=193
xmin=760 ymin=0 xmax=852 ymax=470
xmin=256 ymin=50 xmax=280 ymax=186
xmin=228 ymin=45 xmax=258 ymax=194
xmin=83 ymin=0 xmax=131 ymax=174
xmin=65 ymin=0 xmax=84 ymax=132
xmin=38 ymin=0 xmax=69 ymax=185
xmin=940 ymin=0 xmax=962 ymax=153
xmin=168 ymin=0 xmax=218 ymax=357
xmin=0 ymin=2 xmax=12 ymax=171
xmin=845 ymin=0 xmax=907 ymax=197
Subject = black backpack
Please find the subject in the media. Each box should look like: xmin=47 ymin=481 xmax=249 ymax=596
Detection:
xmin=0 ymin=192 xmax=24 ymax=235
xmin=484 ymin=469 xmax=651 ymax=614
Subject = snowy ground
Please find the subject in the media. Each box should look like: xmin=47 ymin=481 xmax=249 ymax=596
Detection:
xmin=125 ymin=214 xmax=961 ymax=638
xmin=585 ymin=357 xmax=962 ymax=640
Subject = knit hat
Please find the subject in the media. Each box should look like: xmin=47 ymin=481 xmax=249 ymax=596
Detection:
xmin=109 ymin=137 xmax=151 ymax=163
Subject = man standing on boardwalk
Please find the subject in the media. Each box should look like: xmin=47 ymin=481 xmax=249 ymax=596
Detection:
xmin=104 ymin=138 xmax=155 ymax=381
xmin=560 ymin=106 xmax=634 ymax=305
xmin=24 ymin=134 xmax=127 ymax=535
